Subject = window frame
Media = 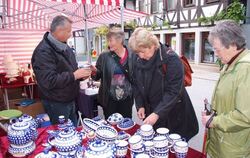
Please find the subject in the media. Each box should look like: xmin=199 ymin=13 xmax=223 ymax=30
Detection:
xmin=183 ymin=0 xmax=196 ymax=8
xmin=205 ymin=0 xmax=220 ymax=4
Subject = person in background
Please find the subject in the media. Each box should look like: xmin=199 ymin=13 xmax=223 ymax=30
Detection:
xmin=32 ymin=15 xmax=91 ymax=126
xmin=91 ymin=27 xmax=134 ymax=119
xmin=201 ymin=20 xmax=250 ymax=158
xmin=128 ymin=27 xmax=198 ymax=141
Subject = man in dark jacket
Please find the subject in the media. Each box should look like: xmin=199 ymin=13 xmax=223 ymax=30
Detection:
xmin=32 ymin=16 xmax=91 ymax=126
xmin=129 ymin=28 xmax=198 ymax=141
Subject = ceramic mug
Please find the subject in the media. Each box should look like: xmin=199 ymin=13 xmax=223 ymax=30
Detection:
xmin=128 ymin=135 xmax=143 ymax=150
xmin=115 ymin=140 xmax=128 ymax=157
xmin=139 ymin=124 xmax=154 ymax=137
xmin=156 ymin=127 xmax=169 ymax=137
xmin=153 ymin=135 xmax=173 ymax=148
xmin=169 ymin=133 xmax=185 ymax=144
xmin=143 ymin=141 xmax=154 ymax=152
xmin=150 ymin=148 xmax=169 ymax=158
xmin=170 ymin=140 xmax=188 ymax=158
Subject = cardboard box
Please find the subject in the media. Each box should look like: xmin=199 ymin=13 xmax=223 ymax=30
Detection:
xmin=16 ymin=100 xmax=45 ymax=118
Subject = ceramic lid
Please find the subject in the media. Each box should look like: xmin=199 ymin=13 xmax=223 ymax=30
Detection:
xmin=89 ymin=140 xmax=108 ymax=152
xmin=11 ymin=120 xmax=30 ymax=131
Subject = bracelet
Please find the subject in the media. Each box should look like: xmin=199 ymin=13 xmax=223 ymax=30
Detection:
xmin=206 ymin=115 xmax=214 ymax=128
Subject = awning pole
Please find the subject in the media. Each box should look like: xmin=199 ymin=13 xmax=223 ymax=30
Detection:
xmin=83 ymin=4 xmax=91 ymax=64
xmin=120 ymin=0 xmax=124 ymax=31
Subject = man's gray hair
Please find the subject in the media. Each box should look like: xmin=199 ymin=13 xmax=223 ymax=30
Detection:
xmin=50 ymin=15 xmax=72 ymax=33
xmin=208 ymin=20 xmax=246 ymax=50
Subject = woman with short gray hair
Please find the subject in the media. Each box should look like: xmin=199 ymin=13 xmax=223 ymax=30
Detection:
xmin=91 ymin=27 xmax=134 ymax=119
xmin=202 ymin=20 xmax=250 ymax=158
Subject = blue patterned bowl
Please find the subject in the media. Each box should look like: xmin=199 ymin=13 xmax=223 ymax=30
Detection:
xmin=96 ymin=125 xmax=118 ymax=142
xmin=117 ymin=118 xmax=135 ymax=130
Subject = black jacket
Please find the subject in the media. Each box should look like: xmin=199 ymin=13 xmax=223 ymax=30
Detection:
xmin=133 ymin=44 xmax=198 ymax=140
xmin=31 ymin=32 xmax=79 ymax=102
xmin=91 ymin=47 xmax=134 ymax=108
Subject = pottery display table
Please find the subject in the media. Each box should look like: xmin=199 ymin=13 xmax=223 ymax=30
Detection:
xmin=0 ymin=125 xmax=205 ymax=158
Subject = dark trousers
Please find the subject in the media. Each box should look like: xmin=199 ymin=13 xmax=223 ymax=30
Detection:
xmin=103 ymin=96 xmax=133 ymax=119
xmin=41 ymin=99 xmax=78 ymax=127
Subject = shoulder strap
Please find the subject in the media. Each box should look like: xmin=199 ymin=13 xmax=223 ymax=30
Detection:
xmin=111 ymin=53 xmax=132 ymax=83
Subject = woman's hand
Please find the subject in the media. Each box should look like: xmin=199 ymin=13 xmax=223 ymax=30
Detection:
xmin=143 ymin=113 xmax=159 ymax=125
xmin=201 ymin=111 xmax=214 ymax=128
xmin=137 ymin=107 xmax=145 ymax=120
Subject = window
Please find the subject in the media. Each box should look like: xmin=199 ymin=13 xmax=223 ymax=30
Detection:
xmin=205 ymin=0 xmax=219 ymax=4
xmin=166 ymin=0 xmax=177 ymax=10
xmin=139 ymin=0 xmax=145 ymax=12
xmin=201 ymin=32 xmax=216 ymax=63
xmin=151 ymin=0 xmax=163 ymax=14
xmin=183 ymin=0 xmax=195 ymax=7
xmin=165 ymin=34 xmax=176 ymax=49
xmin=182 ymin=33 xmax=195 ymax=61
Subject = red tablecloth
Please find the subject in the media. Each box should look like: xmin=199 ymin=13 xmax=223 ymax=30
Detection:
xmin=0 ymin=125 xmax=205 ymax=158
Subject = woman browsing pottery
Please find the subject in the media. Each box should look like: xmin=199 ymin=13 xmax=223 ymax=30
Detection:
xmin=201 ymin=20 xmax=250 ymax=158
xmin=128 ymin=28 xmax=198 ymax=141
xmin=91 ymin=27 xmax=134 ymax=119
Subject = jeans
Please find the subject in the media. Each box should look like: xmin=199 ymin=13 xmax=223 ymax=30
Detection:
xmin=41 ymin=99 xmax=78 ymax=127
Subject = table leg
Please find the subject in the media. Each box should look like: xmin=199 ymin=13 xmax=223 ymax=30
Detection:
xmin=28 ymin=85 xmax=34 ymax=99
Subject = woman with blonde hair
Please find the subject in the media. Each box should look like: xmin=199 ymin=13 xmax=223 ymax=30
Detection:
xmin=129 ymin=27 xmax=198 ymax=140
xmin=91 ymin=27 xmax=134 ymax=119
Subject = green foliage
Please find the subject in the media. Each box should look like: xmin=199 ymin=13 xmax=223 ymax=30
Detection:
xmin=95 ymin=25 xmax=109 ymax=36
xmin=197 ymin=0 xmax=246 ymax=24
xmin=151 ymin=22 xmax=158 ymax=30
xmin=125 ymin=21 xmax=137 ymax=30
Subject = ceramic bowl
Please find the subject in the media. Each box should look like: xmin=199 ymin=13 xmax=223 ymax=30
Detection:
xmin=107 ymin=113 xmax=124 ymax=125
xmin=96 ymin=125 xmax=118 ymax=141
xmin=82 ymin=118 xmax=100 ymax=132
xmin=117 ymin=118 xmax=135 ymax=130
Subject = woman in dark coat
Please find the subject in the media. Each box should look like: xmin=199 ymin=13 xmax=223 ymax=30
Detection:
xmin=128 ymin=28 xmax=198 ymax=141
xmin=91 ymin=27 xmax=134 ymax=119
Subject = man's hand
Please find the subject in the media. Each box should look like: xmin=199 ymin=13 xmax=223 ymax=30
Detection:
xmin=137 ymin=107 xmax=145 ymax=120
xmin=143 ymin=113 xmax=159 ymax=126
xmin=73 ymin=68 xmax=92 ymax=80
